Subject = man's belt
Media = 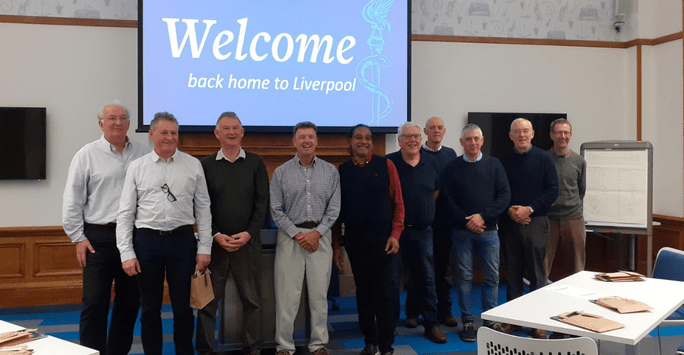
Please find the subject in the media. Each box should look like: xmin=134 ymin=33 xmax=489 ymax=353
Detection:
xmin=140 ymin=225 xmax=194 ymax=236
xmin=295 ymin=221 xmax=319 ymax=229
xmin=84 ymin=222 xmax=117 ymax=230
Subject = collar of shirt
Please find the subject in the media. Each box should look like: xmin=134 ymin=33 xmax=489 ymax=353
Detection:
xmin=550 ymin=149 xmax=572 ymax=158
xmin=422 ymin=143 xmax=442 ymax=152
xmin=216 ymin=147 xmax=246 ymax=162
xmin=294 ymin=154 xmax=317 ymax=167
xmin=463 ymin=152 xmax=483 ymax=163
xmin=353 ymin=154 xmax=372 ymax=166
xmin=150 ymin=148 xmax=178 ymax=163
xmin=513 ymin=145 xmax=533 ymax=155
xmin=98 ymin=134 xmax=132 ymax=152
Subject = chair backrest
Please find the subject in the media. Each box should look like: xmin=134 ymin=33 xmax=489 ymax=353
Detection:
xmin=652 ymin=247 xmax=684 ymax=282
xmin=477 ymin=327 xmax=598 ymax=355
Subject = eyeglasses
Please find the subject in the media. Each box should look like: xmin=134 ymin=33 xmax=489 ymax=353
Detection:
xmin=553 ymin=130 xmax=572 ymax=136
xmin=512 ymin=129 xmax=532 ymax=136
xmin=401 ymin=134 xmax=421 ymax=140
xmin=161 ymin=183 xmax=177 ymax=202
xmin=103 ymin=116 xmax=129 ymax=123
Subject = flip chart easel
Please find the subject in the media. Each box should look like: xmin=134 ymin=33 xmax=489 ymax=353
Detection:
xmin=580 ymin=141 xmax=653 ymax=274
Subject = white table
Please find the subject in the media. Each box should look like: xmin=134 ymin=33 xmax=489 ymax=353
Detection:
xmin=481 ymin=271 xmax=684 ymax=354
xmin=0 ymin=320 xmax=98 ymax=355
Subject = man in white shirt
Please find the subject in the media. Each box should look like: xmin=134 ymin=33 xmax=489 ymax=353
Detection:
xmin=62 ymin=100 xmax=149 ymax=355
xmin=116 ymin=112 xmax=212 ymax=355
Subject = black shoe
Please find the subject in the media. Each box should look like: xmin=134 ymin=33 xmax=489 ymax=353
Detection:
xmin=459 ymin=322 xmax=476 ymax=342
xmin=438 ymin=314 xmax=458 ymax=327
xmin=359 ymin=344 xmax=379 ymax=355
xmin=404 ymin=317 xmax=418 ymax=328
xmin=424 ymin=326 xmax=447 ymax=344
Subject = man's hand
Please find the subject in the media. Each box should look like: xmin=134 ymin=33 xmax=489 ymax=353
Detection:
xmin=122 ymin=259 xmax=141 ymax=276
xmin=509 ymin=205 xmax=532 ymax=225
xmin=333 ymin=248 xmax=345 ymax=272
xmin=465 ymin=213 xmax=486 ymax=233
xmin=76 ymin=240 xmax=95 ymax=268
xmin=295 ymin=231 xmax=321 ymax=252
xmin=196 ymin=254 xmax=211 ymax=271
xmin=226 ymin=231 xmax=251 ymax=252
xmin=385 ymin=237 xmax=400 ymax=255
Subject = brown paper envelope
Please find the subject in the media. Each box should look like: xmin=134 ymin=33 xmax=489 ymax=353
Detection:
xmin=596 ymin=297 xmax=652 ymax=313
xmin=557 ymin=311 xmax=625 ymax=333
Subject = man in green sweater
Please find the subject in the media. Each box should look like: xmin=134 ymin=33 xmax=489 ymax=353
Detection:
xmin=195 ymin=112 xmax=270 ymax=355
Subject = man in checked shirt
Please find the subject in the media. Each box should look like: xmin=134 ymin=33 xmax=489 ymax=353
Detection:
xmin=270 ymin=121 xmax=341 ymax=355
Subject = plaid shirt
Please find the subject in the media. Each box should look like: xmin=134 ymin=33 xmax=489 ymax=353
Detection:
xmin=270 ymin=155 xmax=341 ymax=238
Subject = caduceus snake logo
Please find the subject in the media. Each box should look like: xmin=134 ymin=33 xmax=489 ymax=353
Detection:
xmin=357 ymin=0 xmax=394 ymax=126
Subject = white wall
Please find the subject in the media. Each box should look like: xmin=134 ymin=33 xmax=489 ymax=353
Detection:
xmin=409 ymin=41 xmax=634 ymax=155
xmin=641 ymin=40 xmax=684 ymax=217
xmin=0 ymin=23 xmax=148 ymax=227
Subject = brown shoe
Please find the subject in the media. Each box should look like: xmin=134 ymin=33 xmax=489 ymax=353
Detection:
xmin=498 ymin=323 xmax=522 ymax=334
xmin=404 ymin=317 xmax=418 ymax=328
xmin=424 ymin=327 xmax=447 ymax=344
xmin=311 ymin=347 xmax=332 ymax=355
xmin=533 ymin=328 xmax=548 ymax=339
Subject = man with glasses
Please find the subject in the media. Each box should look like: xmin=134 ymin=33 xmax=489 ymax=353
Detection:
xmin=196 ymin=112 xmax=270 ymax=355
xmin=386 ymin=122 xmax=446 ymax=344
xmin=63 ymin=100 xmax=149 ymax=355
xmin=270 ymin=121 xmax=340 ymax=355
xmin=498 ymin=118 xmax=558 ymax=338
xmin=544 ymin=119 xmax=586 ymax=281
xmin=116 ymin=112 xmax=212 ymax=355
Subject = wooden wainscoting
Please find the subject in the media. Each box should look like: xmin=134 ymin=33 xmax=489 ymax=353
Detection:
xmin=0 ymin=226 xmax=82 ymax=307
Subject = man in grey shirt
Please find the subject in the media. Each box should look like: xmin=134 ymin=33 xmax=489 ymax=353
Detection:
xmin=544 ymin=118 xmax=587 ymax=279
xmin=62 ymin=100 xmax=149 ymax=355
xmin=270 ymin=121 xmax=341 ymax=355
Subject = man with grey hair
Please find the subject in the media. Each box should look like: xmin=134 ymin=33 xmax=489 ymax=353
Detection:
xmin=544 ymin=118 xmax=586 ymax=280
xmin=196 ymin=112 xmax=269 ymax=355
xmin=270 ymin=121 xmax=341 ymax=355
xmin=440 ymin=123 xmax=510 ymax=342
xmin=63 ymin=100 xmax=149 ymax=355
xmin=387 ymin=122 xmax=446 ymax=344
xmin=117 ymin=112 xmax=212 ymax=355
xmin=418 ymin=116 xmax=458 ymax=327
xmin=498 ymin=118 xmax=558 ymax=338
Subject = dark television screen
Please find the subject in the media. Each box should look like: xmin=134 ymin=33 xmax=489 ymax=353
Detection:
xmin=468 ymin=112 xmax=567 ymax=159
xmin=0 ymin=107 xmax=47 ymax=180
xmin=138 ymin=0 xmax=411 ymax=133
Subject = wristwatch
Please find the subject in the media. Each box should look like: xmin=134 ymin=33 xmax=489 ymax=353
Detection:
xmin=529 ymin=206 xmax=534 ymax=214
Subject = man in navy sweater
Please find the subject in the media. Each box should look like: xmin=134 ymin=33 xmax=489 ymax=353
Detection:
xmin=440 ymin=123 xmax=510 ymax=342
xmin=498 ymin=118 xmax=559 ymax=339
xmin=414 ymin=117 xmax=458 ymax=328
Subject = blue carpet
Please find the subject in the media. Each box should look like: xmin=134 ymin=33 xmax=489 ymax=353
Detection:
xmin=2 ymin=283 xmax=684 ymax=355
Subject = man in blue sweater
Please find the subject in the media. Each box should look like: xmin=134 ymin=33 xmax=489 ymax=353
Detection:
xmin=498 ymin=118 xmax=559 ymax=339
xmin=440 ymin=124 xmax=510 ymax=342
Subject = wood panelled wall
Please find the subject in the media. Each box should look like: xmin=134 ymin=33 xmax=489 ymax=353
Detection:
xmin=0 ymin=132 xmax=383 ymax=307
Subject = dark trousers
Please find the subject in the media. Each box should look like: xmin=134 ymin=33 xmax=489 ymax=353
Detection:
xmin=80 ymin=225 xmax=139 ymax=355
xmin=404 ymin=225 xmax=452 ymax=319
xmin=345 ymin=230 xmax=396 ymax=354
xmin=499 ymin=216 xmax=549 ymax=301
xmin=196 ymin=241 xmax=263 ymax=354
xmin=398 ymin=227 xmax=438 ymax=327
xmin=134 ymin=227 xmax=197 ymax=355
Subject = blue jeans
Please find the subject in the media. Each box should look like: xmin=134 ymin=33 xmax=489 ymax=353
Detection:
xmin=134 ymin=227 xmax=197 ymax=355
xmin=452 ymin=229 xmax=500 ymax=325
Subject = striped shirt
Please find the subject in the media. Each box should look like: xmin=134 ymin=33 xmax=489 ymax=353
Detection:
xmin=270 ymin=155 xmax=341 ymax=238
